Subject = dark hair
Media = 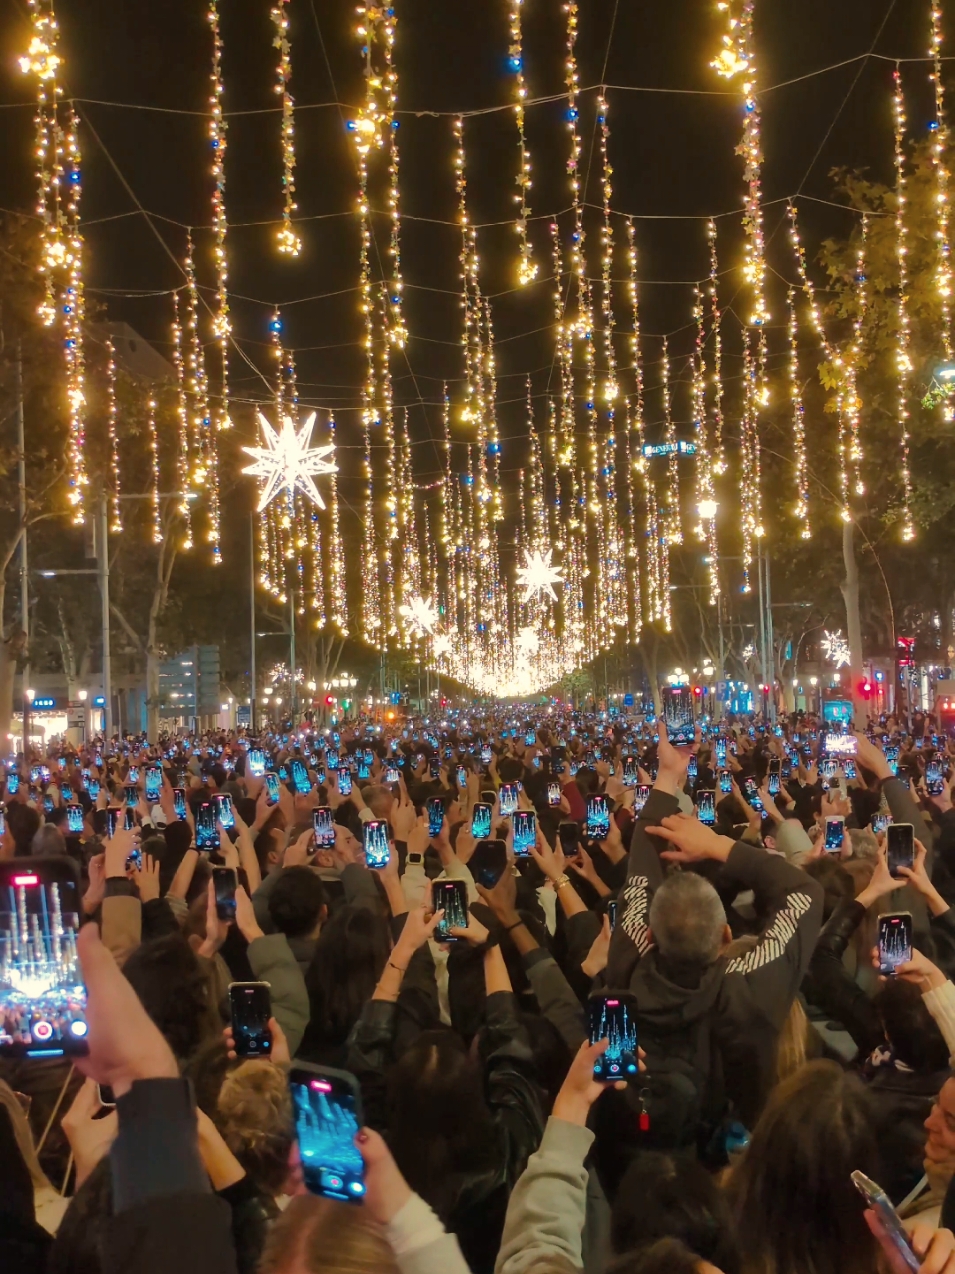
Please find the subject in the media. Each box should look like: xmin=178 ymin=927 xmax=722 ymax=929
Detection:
xmin=301 ymin=905 xmax=390 ymax=1052
xmin=611 ymin=1151 xmax=738 ymax=1273
xmin=122 ymin=933 xmax=218 ymax=1061
xmin=267 ymin=867 xmax=327 ymax=939
xmin=9 ymin=804 xmax=41 ymax=857
xmin=875 ymin=978 xmax=951 ymax=1072
xmin=606 ymin=1238 xmax=707 ymax=1274
xmin=47 ymin=1156 xmax=113 ymax=1274
xmin=726 ymin=1060 xmax=881 ymax=1274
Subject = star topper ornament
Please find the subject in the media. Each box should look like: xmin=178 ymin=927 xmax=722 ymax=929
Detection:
xmin=399 ymin=595 xmax=439 ymax=637
xmin=242 ymin=411 xmax=337 ymax=512
xmin=516 ymin=548 xmax=563 ymax=604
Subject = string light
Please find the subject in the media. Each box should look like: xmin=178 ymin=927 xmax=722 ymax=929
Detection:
xmin=104 ymin=337 xmax=121 ymax=532
xmin=930 ymin=3 xmax=953 ymax=372
xmin=508 ymin=0 xmax=536 ymax=284
xmin=208 ymin=0 xmax=231 ymax=431
xmin=170 ymin=290 xmax=193 ymax=549
xmin=147 ymin=397 xmax=162 ymax=544
xmin=786 ymin=287 xmax=811 ymax=537
xmin=691 ymin=287 xmax=719 ymax=604
xmin=563 ymin=0 xmax=587 ymax=335
xmin=705 ymin=220 xmax=726 ymax=474
xmin=361 ymin=419 xmax=382 ymax=642
xmin=326 ymin=414 xmax=348 ymax=632
xmin=62 ymin=107 xmax=88 ymax=523
xmin=738 ymin=331 xmax=757 ymax=592
xmin=893 ymin=67 xmax=916 ymax=540
xmin=271 ymin=0 xmax=301 ymax=256
xmin=843 ymin=214 xmax=866 ymax=499
xmin=660 ymin=337 xmax=682 ymax=547
xmin=626 ymin=219 xmax=648 ymax=633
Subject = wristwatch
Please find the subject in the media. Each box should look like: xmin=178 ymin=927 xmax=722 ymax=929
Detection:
xmin=407 ymin=852 xmax=424 ymax=866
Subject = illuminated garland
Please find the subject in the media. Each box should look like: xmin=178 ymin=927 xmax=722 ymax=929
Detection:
xmin=147 ymin=396 xmax=162 ymax=544
xmin=843 ymin=214 xmax=867 ymax=500
xmin=183 ymin=234 xmax=221 ymax=561
xmin=208 ymin=0 xmax=231 ymax=432
xmin=787 ymin=287 xmax=811 ymax=537
xmin=361 ymin=419 xmax=382 ymax=642
xmin=626 ymin=219 xmax=649 ymax=631
xmin=660 ymin=337 xmax=682 ymax=546
xmin=738 ymin=331 xmax=758 ymax=592
xmin=104 ymin=337 xmax=122 ymax=532
xmin=893 ymin=68 xmax=916 ymax=540
xmin=271 ymin=0 xmax=301 ymax=255
xmin=170 ymin=290 xmax=194 ymax=549
xmin=705 ymin=219 xmax=726 ymax=474
xmin=931 ymin=3 xmax=953 ymax=372
xmin=692 ymin=287 xmax=719 ymax=604
xmin=20 ymin=0 xmax=64 ymax=328
xmin=563 ymin=0 xmax=587 ymax=334
xmin=508 ymin=0 xmax=536 ymax=284
xmin=380 ymin=295 xmax=398 ymax=634
xmin=326 ymin=415 xmax=348 ymax=632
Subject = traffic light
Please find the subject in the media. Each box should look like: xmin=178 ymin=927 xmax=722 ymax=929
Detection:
xmin=859 ymin=679 xmax=873 ymax=699
xmin=325 ymin=695 xmax=336 ymax=707
xmin=692 ymin=685 xmax=703 ymax=697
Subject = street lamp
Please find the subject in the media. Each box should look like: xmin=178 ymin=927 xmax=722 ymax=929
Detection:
xmin=78 ymin=689 xmax=88 ymax=702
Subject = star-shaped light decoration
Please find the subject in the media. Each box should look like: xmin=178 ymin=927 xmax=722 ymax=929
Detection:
xmin=399 ymin=595 xmax=439 ymax=637
xmin=241 ymin=411 xmax=337 ymax=512
xmin=432 ymin=633 xmax=453 ymax=658
xmin=821 ymin=629 xmax=851 ymax=669
xmin=516 ymin=626 xmax=540 ymax=657
xmin=516 ymin=548 xmax=563 ymax=604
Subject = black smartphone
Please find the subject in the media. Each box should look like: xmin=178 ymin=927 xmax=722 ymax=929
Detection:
xmin=455 ymin=765 xmax=468 ymax=789
xmin=0 ymin=857 xmax=88 ymax=1057
xmin=173 ymin=787 xmax=187 ymax=821
xmin=499 ymin=783 xmax=519 ymax=817
xmin=127 ymin=767 xmax=140 ymax=784
xmin=61 ymin=784 xmax=73 ymax=803
xmin=229 ymin=981 xmax=272 ymax=1058
xmin=558 ymin=821 xmax=579 ymax=854
xmin=66 ymin=804 xmax=84 ymax=834
xmin=214 ymin=793 xmax=235 ymax=830
xmin=196 ymin=801 xmax=218 ymax=851
xmin=123 ymin=784 xmax=138 ymax=808
xmin=290 ymin=758 xmax=310 ymax=795
xmin=312 ymin=806 xmax=336 ymax=849
xmin=212 ymin=866 xmax=237 ymax=921
xmin=338 ymin=768 xmax=353 ymax=797
xmin=471 ymin=802 xmax=492 ymax=839
xmin=97 ymin=1084 xmax=116 ymax=1108
xmin=586 ymin=794 xmax=610 ymax=840
xmin=623 ymin=757 xmax=638 ymax=788
xmin=662 ymin=687 xmax=695 ymax=745
xmin=362 ymin=820 xmax=390 ymax=869
xmin=432 ymin=879 xmax=469 ymax=942
xmin=144 ymin=765 xmax=162 ymax=803
xmin=125 ymin=841 xmax=141 ymax=871
xmin=715 ymin=737 xmax=727 ymax=766
xmin=767 ymin=758 xmax=781 ymax=795
xmin=547 ymin=782 xmax=561 ymax=807
xmin=927 ymin=759 xmax=944 ymax=797
xmin=588 ymin=991 xmax=640 ymax=1082
xmin=824 ymin=816 xmax=845 ymax=853
xmin=6 ymin=772 xmax=19 ymax=796
xmin=427 ymin=796 xmax=445 ymax=838
xmin=249 ymin=749 xmax=266 ymax=778
xmin=634 ymin=783 xmax=651 ymax=813
xmin=481 ymin=789 xmax=497 ymax=806
xmin=878 ymin=912 xmax=913 ymax=976
xmin=743 ymin=776 xmax=764 ymax=812
xmin=607 ymin=899 xmax=618 ymax=932
xmin=887 ymin=823 xmax=914 ymax=878
xmin=264 ymin=772 xmax=281 ymax=806
xmin=696 ymin=789 xmax=716 ymax=826
xmin=468 ymin=838 xmax=508 ymax=889
xmin=289 ymin=1064 xmax=365 ymax=1202
xmin=718 ymin=768 xmax=733 ymax=794
xmin=513 ymin=810 xmax=536 ymax=856
xmin=105 ymin=808 xmax=120 ymax=839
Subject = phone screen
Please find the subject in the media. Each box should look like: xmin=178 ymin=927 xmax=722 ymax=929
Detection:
xmin=586 ymin=795 xmax=610 ymax=840
xmin=0 ymin=858 xmax=88 ymax=1057
xmin=432 ymin=879 xmax=468 ymax=941
xmin=547 ymin=782 xmax=562 ymax=807
xmin=824 ymin=817 xmax=845 ymax=852
xmin=607 ymin=899 xmax=617 ymax=932
xmin=123 ymin=785 xmax=138 ymax=809
xmin=290 ymin=759 xmax=310 ymax=795
xmin=885 ymin=745 xmax=900 ymax=777
xmin=843 ymin=758 xmax=857 ymax=780
xmin=558 ymin=822 xmax=579 ymax=855
xmin=127 ymin=767 xmax=140 ymax=785
xmin=196 ymin=801 xmax=218 ymax=851
xmin=106 ymin=808 xmax=120 ymax=839
xmin=469 ymin=839 xmax=507 ymax=889
xmin=878 ymin=912 xmax=913 ymax=975
xmin=717 ymin=769 xmax=732 ymax=794
xmin=337 ymin=767 xmax=353 ymax=797
xmin=513 ymin=810 xmax=536 ymax=856
xmin=743 ymin=777 xmax=764 ymax=812
xmin=851 ymin=1172 xmax=920 ymax=1273
xmin=290 ymin=1066 xmax=366 ymax=1202
xmin=887 ymin=823 xmax=914 ymax=877
xmin=362 ymin=820 xmax=390 ymax=869
xmin=264 ymin=773 xmax=281 ymax=806
xmin=61 ymin=784 xmax=73 ymax=803
xmin=662 ymin=687 xmax=695 ymax=745
xmin=249 ymin=749 xmax=266 ymax=778
xmin=588 ymin=993 xmax=639 ymax=1082
xmin=215 ymin=793 xmax=235 ymax=830
xmin=312 ymin=806 xmax=336 ymax=849
xmin=696 ymin=789 xmax=716 ymax=825
xmin=927 ymin=760 xmax=944 ymax=796
xmin=623 ymin=758 xmax=638 ymax=788
xmin=229 ymin=982 xmax=272 ymax=1058
xmin=471 ymin=803 xmax=492 ymax=839
xmin=427 ymin=796 xmax=445 ymax=838
xmin=6 ymin=773 xmax=19 ymax=796
xmin=767 ymin=759 xmax=781 ymax=795
xmin=499 ymin=783 xmax=519 ymax=817
xmin=715 ymin=737 xmax=727 ymax=765
xmin=213 ymin=867 xmax=237 ymax=921
xmin=145 ymin=766 xmax=162 ymax=802
xmin=634 ymin=784 xmax=651 ymax=813
xmin=66 ymin=804 xmax=84 ymax=834
xmin=173 ymin=788 xmax=187 ymax=821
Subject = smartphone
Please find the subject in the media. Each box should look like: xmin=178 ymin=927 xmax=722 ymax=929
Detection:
xmin=214 ymin=793 xmax=235 ymax=830
xmin=248 ymin=749 xmax=266 ymax=778
xmin=432 ymin=879 xmax=468 ymax=942
xmin=843 ymin=758 xmax=857 ymax=780
xmin=469 ymin=838 xmax=508 ymax=889
xmin=212 ymin=866 xmax=237 ymax=921
xmin=696 ymin=789 xmax=716 ymax=826
xmin=97 ymin=1084 xmax=116 ymax=1108
xmin=0 ymin=857 xmax=88 ymax=1057
xmin=512 ymin=810 xmax=535 ymax=857
xmin=687 ymin=754 xmax=698 ymax=781
xmin=493 ymin=783 xmax=516 ymax=818
xmin=61 ymin=784 xmax=74 ymax=803
xmin=634 ymin=784 xmax=650 ymax=814
xmin=127 ymin=767 xmax=140 ymax=785
xmin=623 ymin=757 xmax=638 ymax=788
xmin=872 ymin=812 xmax=890 ymax=835
xmin=357 ymin=758 xmax=371 ymax=781
xmin=547 ymin=782 xmax=561 ymax=807
xmin=426 ymin=796 xmax=445 ymax=838
xmin=588 ymin=992 xmax=640 ymax=1081
xmin=481 ymin=745 xmax=493 ymax=765
xmin=878 ymin=912 xmax=913 ymax=976
xmin=66 ymin=803 xmax=84 ymax=834
xmin=767 ymin=758 xmax=781 ymax=795
xmin=558 ymin=821 xmax=579 ymax=855
xmin=125 ymin=840 xmax=141 ymax=871
xmin=123 ymin=785 xmax=138 ymax=808
xmin=824 ymin=816 xmax=845 ymax=853
xmin=662 ymin=687 xmax=695 ymax=746
xmin=850 ymin=1171 xmax=920 ymax=1273
xmin=742 ymin=776 xmax=764 ymax=812
xmin=384 ymin=765 xmax=400 ymax=786
xmin=290 ymin=758 xmax=310 ymax=795
xmin=196 ymin=801 xmax=218 ymax=851
xmin=362 ymin=819 xmax=390 ymax=869
xmin=927 ymin=759 xmax=944 ymax=797
xmin=326 ymin=750 xmax=340 ymax=773
xmin=144 ymin=765 xmax=162 ymax=803
xmin=289 ymin=1064 xmax=365 ymax=1202
xmin=6 ymin=772 xmax=19 ymax=796
xmin=312 ymin=806 xmax=335 ymax=850
xmin=264 ymin=772 xmax=281 ymax=806
xmin=886 ymin=823 xmax=914 ymax=878
xmin=454 ymin=765 xmax=468 ymax=789
xmin=337 ymin=768 xmax=353 ymax=798
xmin=229 ymin=982 xmax=272 ymax=1058
xmin=42 ymin=793 xmax=54 ymax=815
xmin=885 ymin=745 xmax=900 ymax=777
xmin=29 ymin=766 xmax=40 ymax=785
xmin=587 ymin=794 xmax=611 ymax=840
xmin=717 ymin=768 xmax=733 ymax=795
xmin=105 ymin=808 xmax=120 ymax=839
xmin=715 ymin=737 xmax=727 ymax=766
xmin=607 ymin=899 xmax=618 ymax=932
xmin=470 ymin=802 xmax=492 ymax=839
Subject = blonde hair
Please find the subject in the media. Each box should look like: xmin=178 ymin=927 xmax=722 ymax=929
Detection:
xmin=258 ymin=1194 xmax=399 ymax=1274
xmin=216 ymin=1059 xmax=294 ymax=1195
xmin=0 ymin=1079 xmax=52 ymax=1192
xmin=775 ymin=996 xmax=815 ymax=1085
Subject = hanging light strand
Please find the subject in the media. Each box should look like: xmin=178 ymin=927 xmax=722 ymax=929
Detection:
xmin=843 ymin=213 xmax=867 ymax=499
xmin=147 ymin=397 xmax=162 ymax=544
xmin=931 ymin=3 xmax=953 ymax=367
xmin=508 ymin=0 xmax=536 ymax=284
xmin=706 ymin=219 xmax=727 ymax=474
xmin=787 ymin=287 xmax=811 ymax=537
xmin=626 ymin=218 xmax=648 ymax=632
xmin=893 ymin=67 xmax=916 ymax=540
xmin=661 ymin=337 xmax=682 ymax=546
xmin=691 ymin=288 xmax=719 ymax=604
xmin=271 ymin=0 xmax=301 ymax=256
xmin=170 ymin=290 xmax=194 ymax=549
xmin=20 ymin=0 xmax=64 ymax=329
xmin=380 ymin=7 xmax=406 ymax=348
xmin=563 ymin=0 xmax=587 ymax=333
xmin=208 ymin=0 xmax=231 ymax=432
xmin=326 ymin=414 xmax=348 ymax=632
xmin=104 ymin=337 xmax=121 ymax=532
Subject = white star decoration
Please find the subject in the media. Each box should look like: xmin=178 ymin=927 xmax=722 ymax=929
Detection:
xmin=241 ymin=411 xmax=337 ymax=512
xmin=822 ymin=629 xmax=851 ymax=669
xmin=516 ymin=626 xmax=540 ymax=656
xmin=516 ymin=548 xmax=563 ymax=604
xmin=399 ymin=595 xmax=439 ymax=636
xmin=432 ymin=633 xmax=453 ymax=658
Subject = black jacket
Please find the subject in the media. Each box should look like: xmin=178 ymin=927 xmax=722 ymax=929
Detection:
xmin=867 ymin=1064 xmax=949 ymax=1204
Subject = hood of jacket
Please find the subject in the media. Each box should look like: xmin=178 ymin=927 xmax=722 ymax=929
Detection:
xmin=630 ymin=950 xmax=724 ymax=1032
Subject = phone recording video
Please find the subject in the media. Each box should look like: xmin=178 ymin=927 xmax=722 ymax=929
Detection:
xmin=248 ymin=749 xmax=266 ymax=779
xmin=696 ymin=789 xmax=716 ymax=826
xmin=499 ymin=783 xmax=519 ymax=817
xmin=312 ymin=806 xmax=336 ymax=850
xmin=513 ymin=810 xmax=537 ymax=856
xmin=229 ymin=981 xmax=272 ymax=1058
xmin=662 ymin=687 xmax=695 ymax=746
xmin=878 ymin=912 xmax=913 ymax=976
xmin=742 ymin=776 xmax=764 ymax=813
xmin=264 ymin=772 xmax=281 ymax=806
xmin=468 ymin=839 xmax=508 ymax=889
xmin=547 ymin=782 xmax=562 ymax=807
xmin=214 ymin=793 xmax=235 ymax=830
xmin=586 ymin=794 xmax=611 ymax=841
xmin=213 ymin=866 xmax=237 ymax=921
xmin=824 ymin=732 xmax=858 ymax=757
xmin=145 ymin=765 xmax=162 ymax=803
xmin=767 ymin=758 xmax=781 ymax=795
xmin=623 ymin=758 xmax=638 ymax=788
xmin=289 ymin=1065 xmax=366 ymax=1202
xmin=105 ymin=808 xmax=120 ymax=839
xmin=471 ymin=802 xmax=492 ymax=839
xmin=173 ymin=788 xmax=187 ymax=821
xmin=0 ymin=857 xmax=88 ymax=1057
xmin=337 ymin=767 xmax=353 ymax=798
xmin=290 ymin=758 xmax=310 ymax=795
xmin=588 ymin=992 xmax=639 ymax=1082
xmin=196 ymin=801 xmax=218 ymax=851
xmin=426 ymin=796 xmax=445 ymax=839
xmin=123 ymin=785 xmax=138 ymax=809
xmin=607 ymin=899 xmax=617 ymax=932
xmin=66 ymin=804 xmax=84 ymax=835
xmin=927 ymin=760 xmax=945 ymax=797
xmin=558 ymin=821 xmax=579 ymax=855
xmin=432 ymin=879 xmax=468 ymax=942
xmin=887 ymin=823 xmax=914 ymax=878
xmin=6 ymin=772 xmax=19 ymax=797
xmin=362 ymin=820 xmax=390 ymax=870
xmin=634 ymin=784 xmax=651 ymax=813
xmin=824 ymin=816 xmax=845 ymax=853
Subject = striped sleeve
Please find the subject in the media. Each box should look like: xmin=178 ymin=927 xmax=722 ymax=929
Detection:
xmin=724 ymin=890 xmax=814 ymax=975
xmin=620 ymin=873 xmax=652 ymax=956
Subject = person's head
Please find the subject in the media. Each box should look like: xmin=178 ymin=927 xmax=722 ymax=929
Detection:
xmin=726 ymin=1060 xmax=881 ymax=1274
xmin=648 ymin=872 xmax=729 ymax=968
xmin=362 ymin=784 xmax=394 ymax=822
xmin=267 ymin=867 xmax=327 ymax=940
xmin=875 ymin=978 xmax=950 ymax=1073
xmin=608 ymin=1238 xmax=725 ymax=1274
xmin=254 ymin=818 xmax=286 ymax=876
xmin=122 ymin=932 xmax=219 ymax=1061
xmin=9 ymin=803 xmax=41 ymax=857
xmin=216 ymin=1060 xmax=295 ymax=1195
xmin=258 ymin=1194 xmax=398 ymax=1274
xmin=31 ymin=822 xmax=67 ymax=857
xmin=611 ymin=1152 xmax=737 ymax=1273
xmin=47 ymin=1155 xmax=113 ymax=1274
xmin=302 ymin=905 xmax=391 ymax=1048
xmin=923 ymin=1074 xmax=955 ymax=1173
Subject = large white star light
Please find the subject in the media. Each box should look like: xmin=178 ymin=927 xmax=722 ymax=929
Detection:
xmin=242 ymin=411 xmax=337 ymax=512
xmin=399 ymin=595 xmax=439 ymax=636
xmin=432 ymin=632 xmax=454 ymax=658
xmin=822 ymin=629 xmax=851 ymax=669
xmin=516 ymin=625 xmax=540 ymax=657
xmin=516 ymin=548 xmax=563 ymax=604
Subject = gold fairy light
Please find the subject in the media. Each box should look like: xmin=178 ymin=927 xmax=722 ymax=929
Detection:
xmin=309 ymin=507 xmax=325 ymax=626
xmin=738 ymin=331 xmax=757 ymax=592
xmin=184 ymin=235 xmax=210 ymax=488
xmin=691 ymin=288 xmax=719 ymax=604
xmin=375 ymin=5 xmax=407 ymax=348
xmin=843 ymin=214 xmax=867 ymax=499
xmin=62 ymin=108 xmax=89 ymax=522
xmin=508 ymin=0 xmax=536 ymax=284
xmin=550 ymin=222 xmax=576 ymax=467
xmin=930 ymin=3 xmax=953 ymax=370
xmin=104 ymin=338 xmax=121 ymax=532
xmin=706 ymin=219 xmax=726 ymax=474
xmin=20 ymin=0 xmax=64 ymax=329
xmin=893 ymin=68 xmax=916 ymax=540
xmin=361 ymin=420 xmax=382 ymax=642
xmin=208 ymin=0 xmax=231 ymax=431
xmin=597 ymin=95 xmax=618 ymax=405
xmin=786 ymin=288 xmax=811 ymax=537
xmin=563 ymin=0 xmax=587 ymax=334
xmin=170 ymin=291 xmax=193 ymax=549
xmin=661 ymin=337 xmax=682 ymax=547
xmin=271 ymin=0 xmax=301 ymax=256
xmin=147 ymin=397 xmax=162 ymax=544
xmin=626 ymin=219 xmax=649 ymax=632
xmin=326 ymin=414 xmax=348 ymax=632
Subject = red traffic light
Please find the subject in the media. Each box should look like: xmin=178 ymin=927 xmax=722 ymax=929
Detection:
xmin=692 ymin=686 xmax=703 ymax=696
xmin=325 ymin=695 xmax=336 ymax=706
xmin=859 ymin=679 xmax=873 ymax=698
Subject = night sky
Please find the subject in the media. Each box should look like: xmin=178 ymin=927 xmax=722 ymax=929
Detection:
xmin=0 ymin=0 xmax=944 ymax=563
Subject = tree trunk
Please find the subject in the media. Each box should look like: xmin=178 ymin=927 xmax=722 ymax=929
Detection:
xmin=841 ymin=520 xmax=866 ymax=720
xmin=145 ymin=646 xmax=160 ymax=741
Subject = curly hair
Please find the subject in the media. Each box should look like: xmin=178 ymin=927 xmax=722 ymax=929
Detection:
xmin=216 ymin=1060 xmax=295 ymax=1195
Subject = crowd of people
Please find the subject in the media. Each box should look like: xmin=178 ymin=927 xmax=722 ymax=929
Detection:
xmin=5 ymin=704 xmax=955 ymax=1273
